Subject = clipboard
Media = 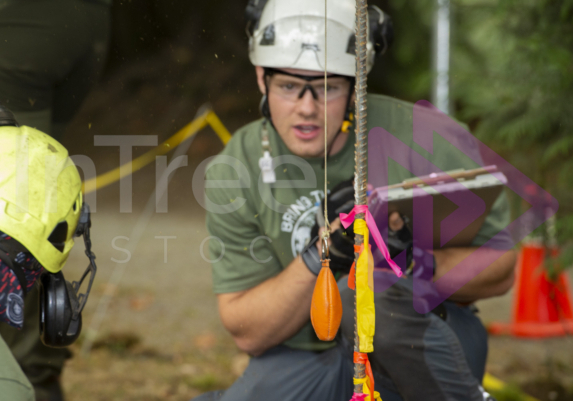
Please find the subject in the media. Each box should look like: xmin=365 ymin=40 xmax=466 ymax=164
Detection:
xmin=368 ymin=166 xmax=507 ymax=248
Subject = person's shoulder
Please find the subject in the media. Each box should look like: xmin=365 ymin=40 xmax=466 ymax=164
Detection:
xmin=206 ymin=119 xmax=263 ymax=179
xmin=217 ymin=119 xmax=263 ymax=158
xmin=367 ymin=93 xmax=470 ymax=131
xmin=366 ymin=94 xmax=416 ymax=131
xmin=367 ymin=93 xmax=416 ymax=110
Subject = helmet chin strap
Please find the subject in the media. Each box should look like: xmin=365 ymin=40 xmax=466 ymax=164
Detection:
xmin=260 ymin=69 xmax=273 ymax=121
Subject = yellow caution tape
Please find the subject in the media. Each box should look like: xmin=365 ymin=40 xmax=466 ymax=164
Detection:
xmin=82 ymin=109 xmax=232 ymax=194
xmin=483 ymin=373 xmax=539 ymax=401
xmin=483 ymin=373 xmax=506 ymax=393
xmin=205 ymin=110 xmax=233 ymax=144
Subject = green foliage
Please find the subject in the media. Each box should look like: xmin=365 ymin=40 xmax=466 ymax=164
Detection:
xmin=92 ymin=332 xmax=142 ymax=354
xmin=451 ymin=0 xmax=573 ymax=269
xmin=368 ymin=0 xmax=434 ymax=102
xmin=189 ymin=373 xmax=225 ymax=392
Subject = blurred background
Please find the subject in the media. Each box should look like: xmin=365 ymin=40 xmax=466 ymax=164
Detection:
xmin=8 ymin=0 xmax=573 ymax=400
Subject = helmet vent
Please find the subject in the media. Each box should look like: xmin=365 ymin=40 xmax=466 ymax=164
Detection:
xmin=260 ymin=24 xmax=275 ymax=46
xmin=48 ymin=222 xmax=68 ymax=252
xmin=346 ymin=34 xmax=356 ymax=55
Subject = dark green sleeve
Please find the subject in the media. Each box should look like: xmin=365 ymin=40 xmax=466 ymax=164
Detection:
xmin=413 ymin=117 xmax=513 ymax=249
xmin=471 ymin=190 xmax=514 ymax=248
xmin=0 ymin=337 xmax=35 ymax=401
xmin=205 ymin=155 xmax=282 ymax=294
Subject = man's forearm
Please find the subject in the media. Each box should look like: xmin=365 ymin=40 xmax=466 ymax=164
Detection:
xmin=217 ymin=256 xmax=316 ymax=356
xmin=433 ymin=247 xmax=516 ymax=303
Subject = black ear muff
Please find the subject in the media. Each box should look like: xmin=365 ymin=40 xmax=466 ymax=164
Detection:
xmin=368 ymin=5 xmax=394 ymax=57
xmin=245 ymin=0 xmax=269 ymax=36
xmin=39 ymin=272 xmax=82 ymax=348
xmin=39 ymin=201 xmax=97 ymax=347
xmin=0 ymin=104 xmax=18 ymax=127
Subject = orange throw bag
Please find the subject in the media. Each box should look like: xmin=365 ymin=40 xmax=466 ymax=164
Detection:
xmin=310 ymin=260 xmax=343 ymax=341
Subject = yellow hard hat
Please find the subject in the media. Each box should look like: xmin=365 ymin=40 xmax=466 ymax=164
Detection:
xmin=0 ymin=125 xmax=82 ymax=273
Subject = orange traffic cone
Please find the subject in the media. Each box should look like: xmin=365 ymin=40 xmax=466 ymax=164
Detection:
xmin=488 ymin=244 xmax=573 ymax=337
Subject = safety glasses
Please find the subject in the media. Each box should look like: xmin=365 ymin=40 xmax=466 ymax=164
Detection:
xmin=265 ymin=68 xmax=352 ymax=103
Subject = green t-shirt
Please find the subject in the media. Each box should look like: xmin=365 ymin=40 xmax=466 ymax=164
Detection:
xmin=205 ymin=94 xmax=510 ymax=351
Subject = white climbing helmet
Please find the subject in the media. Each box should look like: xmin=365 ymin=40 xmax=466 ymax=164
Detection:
xmin=246 ymin=0 xmax=393 ymax=76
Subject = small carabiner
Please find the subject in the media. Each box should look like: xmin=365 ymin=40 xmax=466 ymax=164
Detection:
xmin=321 ymin=236 xmax=330 ymax=261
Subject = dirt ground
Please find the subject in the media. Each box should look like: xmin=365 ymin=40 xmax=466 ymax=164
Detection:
xmin=60 ymin=161 xmax=242 ymax=401
xmin=51 ymin=58 xmax=573 ymax=401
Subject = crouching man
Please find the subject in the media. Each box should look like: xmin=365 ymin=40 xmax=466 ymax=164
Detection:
xmin=195 ymin=1 xmax=515 ymax=399
xmin=0 ymin=106 xmax=97 ymax=400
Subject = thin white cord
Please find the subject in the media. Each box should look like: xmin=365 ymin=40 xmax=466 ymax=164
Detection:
xmin=322 ymin=0 xmax=330 ymax=238
xmin=80 ymin=104 xmax=210 ymax=356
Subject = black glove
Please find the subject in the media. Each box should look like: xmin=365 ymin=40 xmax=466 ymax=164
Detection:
xmin=383 ymin=215 xmax=414 ymax=269
xmin=303 ymin=179 xmax=355 ymax=275
xmin=381 ymin=215 xmax=436 ymax=277
xmin=319 ymin=178 xmax=355 ymax=225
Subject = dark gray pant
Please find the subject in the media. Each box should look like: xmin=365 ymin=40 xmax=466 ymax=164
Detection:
xmin=195 ymin=339 xmax=355 ymax=401
xmin=346 ymin=280 xmax=487 ymax=401
xmin=194 ymin=278 xmax=487 ymax=401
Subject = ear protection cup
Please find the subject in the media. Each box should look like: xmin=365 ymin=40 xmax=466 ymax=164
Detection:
xmin=245 ymin=0 xmax=270 ymax=36
xmin=39 ymin=271 xmax=82 ymax=348
xmin=0 ymin=104 xmax=18 ymax=127
xmin=368 ymin=5 xmax=394 ymax=57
